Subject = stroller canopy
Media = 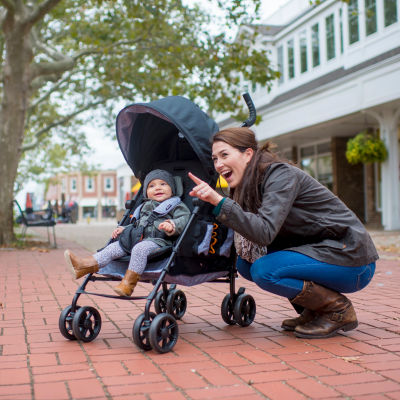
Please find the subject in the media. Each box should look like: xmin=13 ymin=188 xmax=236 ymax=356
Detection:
xmin=116 ymin=96 xmax=219 ymax=183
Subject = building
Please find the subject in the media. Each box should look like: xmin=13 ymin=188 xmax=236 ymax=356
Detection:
xmin=116 ymin=163 xmax=139 ymax=219
xmin=46 ymin=170 xmax=118 ymax=222
xmin=220 ymin=0 xmax=400 ymax=230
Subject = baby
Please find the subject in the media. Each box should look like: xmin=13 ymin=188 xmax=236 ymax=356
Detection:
xmin=65 ymin=169 xmax=190 ymax=296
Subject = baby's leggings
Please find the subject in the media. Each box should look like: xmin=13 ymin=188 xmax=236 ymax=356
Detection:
xmin=93 ymin=240 xmax=160 ymax=275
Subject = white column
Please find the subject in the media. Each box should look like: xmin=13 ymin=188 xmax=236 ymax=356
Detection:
xmin=366 ymin=108 xmax=400 ymax=230
xmin=97 ymin=174 xmax=102 ymax=222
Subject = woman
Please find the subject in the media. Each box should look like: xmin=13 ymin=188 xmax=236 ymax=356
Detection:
xmin=189 ymin=127 xmax=378 ymax=339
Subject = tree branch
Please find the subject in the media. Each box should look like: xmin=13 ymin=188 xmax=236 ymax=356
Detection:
xmin=0 ymin=0 xmax=15 ymax=12
xmin=28 ymin=70 xmax=80 ymax=110
xmin=24 ymin=0 xmax=62 ymax=27
xmin=31 ymin=27 xmax=65 ymax=62
xmin=30 ymin=56 xmax=75 ymax=80
xmin=21 ymin=101 xmax=105 ymax=152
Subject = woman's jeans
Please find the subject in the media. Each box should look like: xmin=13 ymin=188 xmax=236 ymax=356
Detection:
xmin=236 ymin=250 xmax=376 ymax=299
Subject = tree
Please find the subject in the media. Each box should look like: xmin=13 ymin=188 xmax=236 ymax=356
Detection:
xmin=0 ymin=0 xmax=278 ymax=245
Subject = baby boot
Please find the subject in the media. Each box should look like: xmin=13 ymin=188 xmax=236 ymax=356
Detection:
xmin=113 ymin=270 xmax=141 ymax=297
xmin=64 ymin=249 xmax=99 ymax=279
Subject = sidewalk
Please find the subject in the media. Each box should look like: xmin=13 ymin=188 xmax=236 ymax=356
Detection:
xmin=1 ymin=230 xmax=400 ymax=400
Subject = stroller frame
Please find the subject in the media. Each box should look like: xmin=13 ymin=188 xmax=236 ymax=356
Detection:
xmin=59 ymin=94 xmax=257 ymax=353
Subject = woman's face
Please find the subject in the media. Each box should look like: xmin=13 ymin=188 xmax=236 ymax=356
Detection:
xmin=212 ymin=141 xmax=253 ymax=188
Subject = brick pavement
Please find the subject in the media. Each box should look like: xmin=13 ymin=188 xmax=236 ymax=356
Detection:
xmin=1 ymin=232 xmax=400 ymax=399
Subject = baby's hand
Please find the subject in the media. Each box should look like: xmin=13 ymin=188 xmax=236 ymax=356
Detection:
xmin=158 ymin=220 xmax=175 ymax=236
xmin=111 ymin=226 xmax=125 ymax=239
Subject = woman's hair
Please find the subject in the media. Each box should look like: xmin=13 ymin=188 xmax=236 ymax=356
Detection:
xmin=212 ymin=127 xmax=285 ymax=213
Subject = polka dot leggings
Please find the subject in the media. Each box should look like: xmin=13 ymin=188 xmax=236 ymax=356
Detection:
xmin=93 ymin=240 xmax=160 ymax=275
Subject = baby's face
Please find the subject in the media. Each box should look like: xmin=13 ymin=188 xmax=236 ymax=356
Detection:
xmin=146 ymin=179 xmax=172 ymax=202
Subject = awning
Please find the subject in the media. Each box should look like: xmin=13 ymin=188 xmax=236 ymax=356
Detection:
xmin=79 ymin=199 xmax=99 ymax=207
xmin=101 ymin=198 xmax=116 ymax=206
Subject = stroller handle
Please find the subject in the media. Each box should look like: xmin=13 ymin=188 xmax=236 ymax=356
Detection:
xmin=240 ymin=92 xmax=257 ymax=128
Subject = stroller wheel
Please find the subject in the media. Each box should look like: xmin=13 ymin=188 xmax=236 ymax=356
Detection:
xmin=166 ymin=289 xmax=187 ymax=320
xmin=149 ymin=313 xmax=179 ymax=354
xmin=154 ymin=291 xmax=168 ymax=314
xmin=133 ymin=312 xmax=156 ymax=351
xmin=221 ymin=294 xmax=236 ymax=325
xmin=233 ymin=294 xmax=256 ymax=327
xmin=72 ymin=306 xmax=102 ymax=342
xmin=59 ymin=305 xmax=80 ymax=340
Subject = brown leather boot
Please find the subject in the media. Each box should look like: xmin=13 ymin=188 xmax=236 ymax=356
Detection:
xmin=113 ymin=270 xmax=141 ymax=297
xmin=281 ymin=309 xmax=316 ymax=331
xmin=64 ymin=250 xmax=99 ymax=279
xmin=291 ymin=281 xmax=358 ymax=339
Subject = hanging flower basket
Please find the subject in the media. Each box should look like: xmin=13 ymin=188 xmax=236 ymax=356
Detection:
xmin=346 ymin=130 xmax=388 ymax=165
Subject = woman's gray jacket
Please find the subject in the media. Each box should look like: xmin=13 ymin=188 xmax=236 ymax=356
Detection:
xmin=216 ymin=163 xmax=378 ymax=267
xmin=119 ymin=199 xmax=190 ymax=253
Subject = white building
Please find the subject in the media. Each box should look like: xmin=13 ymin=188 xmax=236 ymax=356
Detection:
xmin=221 ymin=0 xmax=400 ymax=230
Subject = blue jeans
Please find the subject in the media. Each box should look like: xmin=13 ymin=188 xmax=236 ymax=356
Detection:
xmin=236 ymin=250 xmax=376 ymax=299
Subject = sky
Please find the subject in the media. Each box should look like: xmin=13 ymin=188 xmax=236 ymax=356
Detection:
xmin=86 ymin=0 xmax=289 ymax=171
xmin=18 ymin=0 xmax=288 ymax=207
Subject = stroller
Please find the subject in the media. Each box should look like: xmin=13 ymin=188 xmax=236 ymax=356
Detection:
xmin=59 ymin=94 xmax=257 ymax=353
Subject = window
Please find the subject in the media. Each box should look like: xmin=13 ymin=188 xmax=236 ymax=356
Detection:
xmin=299 ymin=31 xmax=308 ymax=73
xmin=365 ymin=0 xmax=377 ymax=35
xmin=70 ymin=178 xmax=77 ymax=192
xmin=85 ymin=176 xmax=94 ymax=192
xmin=277 ymin=45 xmax=284 ymax=83
xmin=104 ymin=176 xmax=114 ymax=192
xmin=300 ymin=142 xmax=333 ymax=191
xmin=311 ymin=23 xmax=320 ymax=67
xmin=61 ymin=178 xmax=66 ymax=193
xmin=384 ymin=0 xmax=398 ymax=26
xmin=348 ymin=0 xmax=359 ymax=44
xmin=339 ymin=9 xmax=344 ymax=53
xmin=325 ymin=14 xmax=336 ymax=60
xmin=287 ymin=39 xmax=295 ymax=79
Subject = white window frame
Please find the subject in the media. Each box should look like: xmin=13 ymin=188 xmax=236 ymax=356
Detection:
xmin=70 ymin=177 xmax=77 ymax=192
xmin=85 ymin=176 xmax=94 ymax=192
xmin=104 ymin=176 xmax=114 ymax=192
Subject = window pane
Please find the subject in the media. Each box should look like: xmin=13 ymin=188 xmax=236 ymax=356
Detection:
xmin=311 ymin=23 xmax=320 ymax=67
xmin=317 ymin=141 xmax=331 ymax=153
xmin=317 ymin=155 xmax=333 ymax=191
xmin=326 ymin=14 xmax=336 ymax=60
xmin=301 ymin=157 xmax=317 ymax=178
xmin=365 ymin=0 xmax=377 ymax=35
xmin=300 ymin=31 xmax=308 ymax=73
xmin=384 ymin=0 xmax=398 ymax=26
xmin=277 ymin=46 xmax=284 ymax=83
xmin=287 ymin=39 xmax=295 ymax=79
xmin=300 ymin=145 xmax=315 ymax=158
xmin=348 ymin=0 xmax=359 ymax=44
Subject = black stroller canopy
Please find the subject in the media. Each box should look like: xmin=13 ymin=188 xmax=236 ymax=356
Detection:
xmin=116 ymin=96 xmax=219 ymax=183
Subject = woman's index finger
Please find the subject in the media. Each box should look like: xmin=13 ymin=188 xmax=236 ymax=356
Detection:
xmin=188 ymin=172 xmax=203 ymax=185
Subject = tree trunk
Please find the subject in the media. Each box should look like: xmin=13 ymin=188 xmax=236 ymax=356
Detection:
xmin=0 ymin=11 xmax=33 ymax=245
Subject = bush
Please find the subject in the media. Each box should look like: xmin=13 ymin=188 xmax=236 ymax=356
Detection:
xmin=346 ymin=131 xmax=388 ymax=165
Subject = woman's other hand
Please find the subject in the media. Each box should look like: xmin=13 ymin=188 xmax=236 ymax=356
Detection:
xmin=188 ymin=172 xmax=223 ymax=206
xmin=111 ymin=226 xmax=125 ymax=239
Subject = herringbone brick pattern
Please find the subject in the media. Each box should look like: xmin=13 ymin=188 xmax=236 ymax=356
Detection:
xmin=1 ymin=235 xmax=399 ymax=399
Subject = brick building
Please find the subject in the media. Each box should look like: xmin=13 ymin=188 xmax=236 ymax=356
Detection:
xmin=46 ymin=170 xmax=118 ymax=222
